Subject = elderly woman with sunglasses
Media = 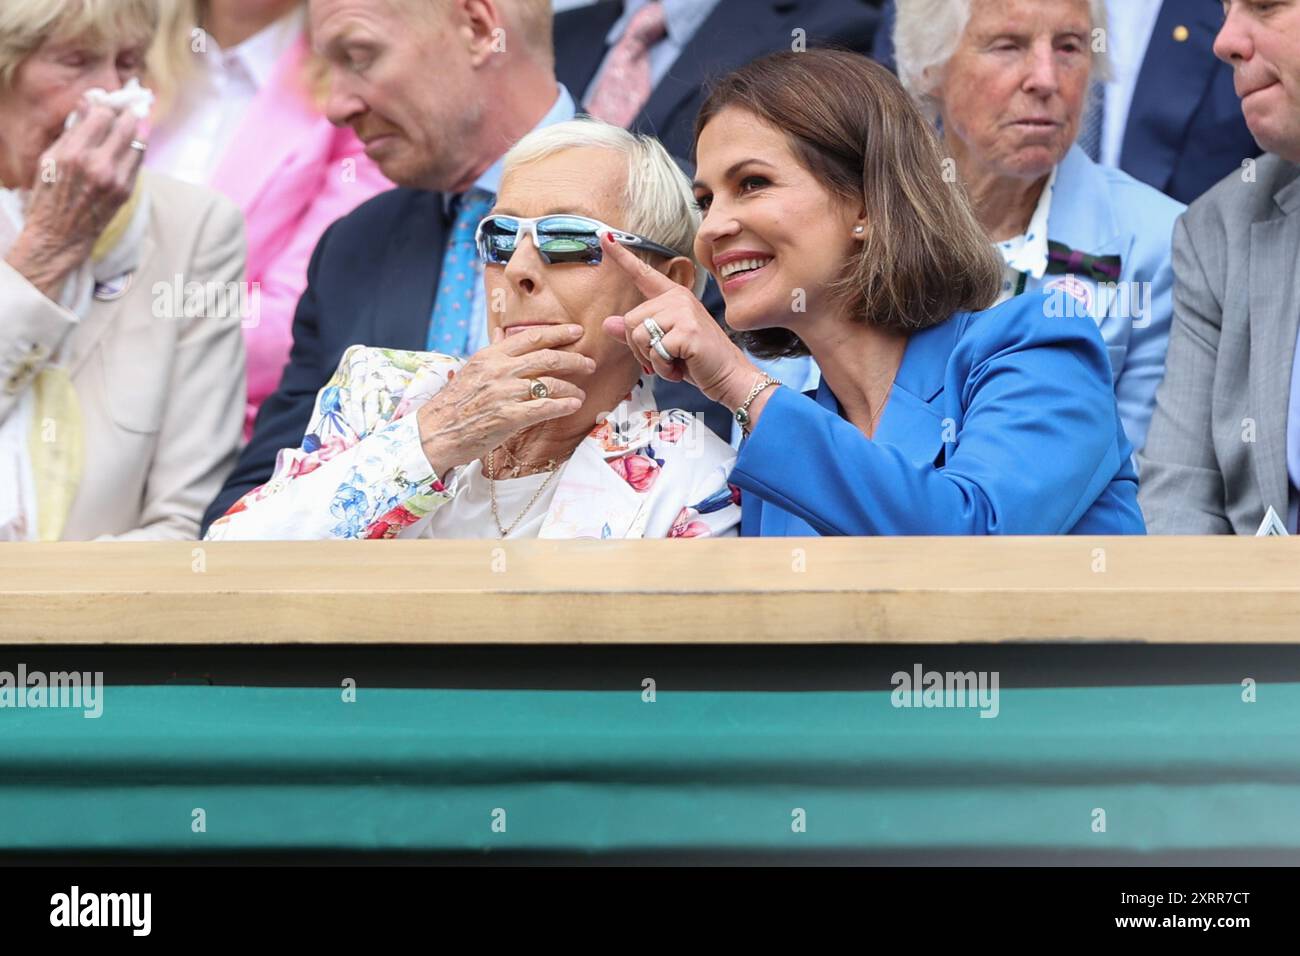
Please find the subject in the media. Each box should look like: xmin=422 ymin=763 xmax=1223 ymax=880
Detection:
xmin=206 ymin=118 xmax=740 ymax=540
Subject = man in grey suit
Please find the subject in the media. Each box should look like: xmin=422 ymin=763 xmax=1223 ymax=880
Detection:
xmin=1138 ymin=1 xmax=1300 ymax=534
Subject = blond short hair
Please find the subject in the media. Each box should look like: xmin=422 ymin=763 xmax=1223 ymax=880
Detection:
xmin=0 ymin=0 xmax=158 ymax=89
xmin=501 ymin=118 xmax=708 ymax=298
xmin=894 ymin=0 xmax=1111 ymax=119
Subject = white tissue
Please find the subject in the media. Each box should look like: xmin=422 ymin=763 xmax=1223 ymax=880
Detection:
xmin=63 ymin=77 xmax=155 ymax=130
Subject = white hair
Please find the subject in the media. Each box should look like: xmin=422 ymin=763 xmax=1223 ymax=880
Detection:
xmin=500 ymin=118 xmax=707 ymax=298
xmin=894 ymin=0 xmax=1111 ymax=119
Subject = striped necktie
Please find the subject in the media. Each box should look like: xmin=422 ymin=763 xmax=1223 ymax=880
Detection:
xmin=585 ymin=2 xmax=668 ymax=128
xmin=1077 ymin=80 xmax=1106 ymax=162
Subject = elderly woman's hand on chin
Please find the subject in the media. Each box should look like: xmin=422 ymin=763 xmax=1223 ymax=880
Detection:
xmin=4 ymin=101 xmax=146 ymax=300
xmin=413 ymin=323 xmax=595 ymax=478
xmin=599 ymin=233 xmax=769 ymax=424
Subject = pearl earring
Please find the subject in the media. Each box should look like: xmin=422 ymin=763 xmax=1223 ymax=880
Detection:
xmin=853 ymin=225 xmax=864 ymax=234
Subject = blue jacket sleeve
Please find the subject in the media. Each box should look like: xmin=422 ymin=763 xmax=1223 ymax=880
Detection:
xmin=730 ymin=310 xmax=1127 ymax=535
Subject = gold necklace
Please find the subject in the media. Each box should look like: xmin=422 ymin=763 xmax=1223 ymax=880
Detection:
xmin=486 ymin=448 xmax=563 ymax=538
xmin=865 ymin=378 xmax=896 ymax=439
xmin=498 ymin=442 xmax=558 ymax=479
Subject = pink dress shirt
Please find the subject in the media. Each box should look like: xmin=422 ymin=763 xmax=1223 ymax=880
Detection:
xmin=149 ymin=31 xmax=391 ymax=438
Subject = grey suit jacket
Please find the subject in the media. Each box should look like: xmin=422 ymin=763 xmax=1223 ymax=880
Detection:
xmin=1138 ymin=154 xmax=1300 ymax=534
xmin=0 ymin=171 xmax=247 ymax=540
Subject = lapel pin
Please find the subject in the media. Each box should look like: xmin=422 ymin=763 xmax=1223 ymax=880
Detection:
xmin=93 ymin=272 xmax=134 ymax=302
xmin=1173 ymin=25 xmax=1189 ymax=43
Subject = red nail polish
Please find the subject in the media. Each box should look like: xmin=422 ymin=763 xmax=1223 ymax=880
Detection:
xmin=642 ymin=364 xmax=653 ymax=374
xmin=605 ymin=231 xmax=616 ymax=242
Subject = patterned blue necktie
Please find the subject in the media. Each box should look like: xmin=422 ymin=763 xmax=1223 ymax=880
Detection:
xmin=427 ymin=187 xmax=495 ymax=355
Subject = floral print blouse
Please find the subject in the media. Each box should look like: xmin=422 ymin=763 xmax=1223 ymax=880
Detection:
xmin=205 ymin=345 xmax=742 ymax=540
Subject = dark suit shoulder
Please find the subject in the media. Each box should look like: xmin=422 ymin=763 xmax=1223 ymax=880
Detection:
xmin=799 ymin=0 xmax=881 ymax=50
xmin=320 ymin=185 xmax=443 ymax=249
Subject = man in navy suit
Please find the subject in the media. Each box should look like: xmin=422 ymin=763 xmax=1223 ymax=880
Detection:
xmin=556 ymin=0 xmax=882 ymax=163
xmin=873 ymin=0 xmax=1259 ymax=206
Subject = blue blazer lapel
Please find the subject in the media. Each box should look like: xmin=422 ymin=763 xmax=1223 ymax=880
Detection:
xmin=1050 ymin=147 xmax=1122 ymax=251
xmin=1041 ymin=149 xmax=1136 ymax=321
xmin=370 ymin=190 xmax=450 ymax=352
xmin=825 ymin=318 xmax=959 ymax=470
xmin=1121 ymin=3 xmax=1223 ymax=193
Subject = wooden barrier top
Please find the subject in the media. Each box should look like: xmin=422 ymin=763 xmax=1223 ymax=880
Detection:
xmin=2 ymin=537 xmax=1298 ymax=644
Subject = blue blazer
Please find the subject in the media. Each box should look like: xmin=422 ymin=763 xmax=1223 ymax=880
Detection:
xmin=871 ymin=0 xmax=1260 ymax=206
xmin=754 ymin=147 xmax=1184 ymax=452
xmin=732 ymin=295 xmax=1146 ymax=537
xmin=1022 ymin=145 xmax=1184 ymax=453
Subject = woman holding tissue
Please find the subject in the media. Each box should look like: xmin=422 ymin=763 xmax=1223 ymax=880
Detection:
xmin=0 ymin=0 xmax=247 ymax=540
xmin=602 ymin=50 xmax=1145 ymax=536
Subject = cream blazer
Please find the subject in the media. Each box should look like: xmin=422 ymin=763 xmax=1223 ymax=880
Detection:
xmin=0 ymin=171 xmax=247 ymax=540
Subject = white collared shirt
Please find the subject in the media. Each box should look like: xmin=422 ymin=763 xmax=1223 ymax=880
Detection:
xmin=147 ymin=7 xmax=305 ymax=186
xmin=994 ymin=167 xmax=1058 ymax=304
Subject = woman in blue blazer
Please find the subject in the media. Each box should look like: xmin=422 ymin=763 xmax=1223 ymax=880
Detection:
xmin=601 ymin=51 xmax=1144 ymax=536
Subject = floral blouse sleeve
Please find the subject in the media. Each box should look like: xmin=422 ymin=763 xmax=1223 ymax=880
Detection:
xmin=205 ymin=347 xmax=462 ymax=541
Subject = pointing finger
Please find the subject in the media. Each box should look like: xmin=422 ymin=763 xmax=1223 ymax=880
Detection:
xmin=600 ymin=232 xmax=679 ymax=299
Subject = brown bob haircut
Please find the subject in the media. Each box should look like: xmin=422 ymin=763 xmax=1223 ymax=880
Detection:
xmin=694 ymin=49 xmax=1002 ymax=359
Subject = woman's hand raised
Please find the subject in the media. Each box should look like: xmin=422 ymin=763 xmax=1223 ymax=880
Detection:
xmin=5 ymin=103 xmax=147 ymax=299
xmin=598 ymin=233 xmax=759 ymax=412
xmin=415 ymin=323 xmax=595 ymax=478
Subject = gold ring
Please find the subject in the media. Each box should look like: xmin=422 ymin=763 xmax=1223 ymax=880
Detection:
xmin=529 ymin=380 xmax=550 ymax=400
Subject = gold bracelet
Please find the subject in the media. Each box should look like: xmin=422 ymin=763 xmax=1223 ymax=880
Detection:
xmin=734 ymin=373 xmax=780 ymax=434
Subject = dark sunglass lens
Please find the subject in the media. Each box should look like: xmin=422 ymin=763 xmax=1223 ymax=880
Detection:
xmin=481 ymin=217 xmax=518 ymax=263
xmin=538 ymin=237 xmax=598 ymax=263
xmin=538 ymin=217 xmax=601 ymax=264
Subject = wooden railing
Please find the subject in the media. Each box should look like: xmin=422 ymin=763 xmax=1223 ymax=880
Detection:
xmin=2 ymin=538 xmax=1298 ymax=644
